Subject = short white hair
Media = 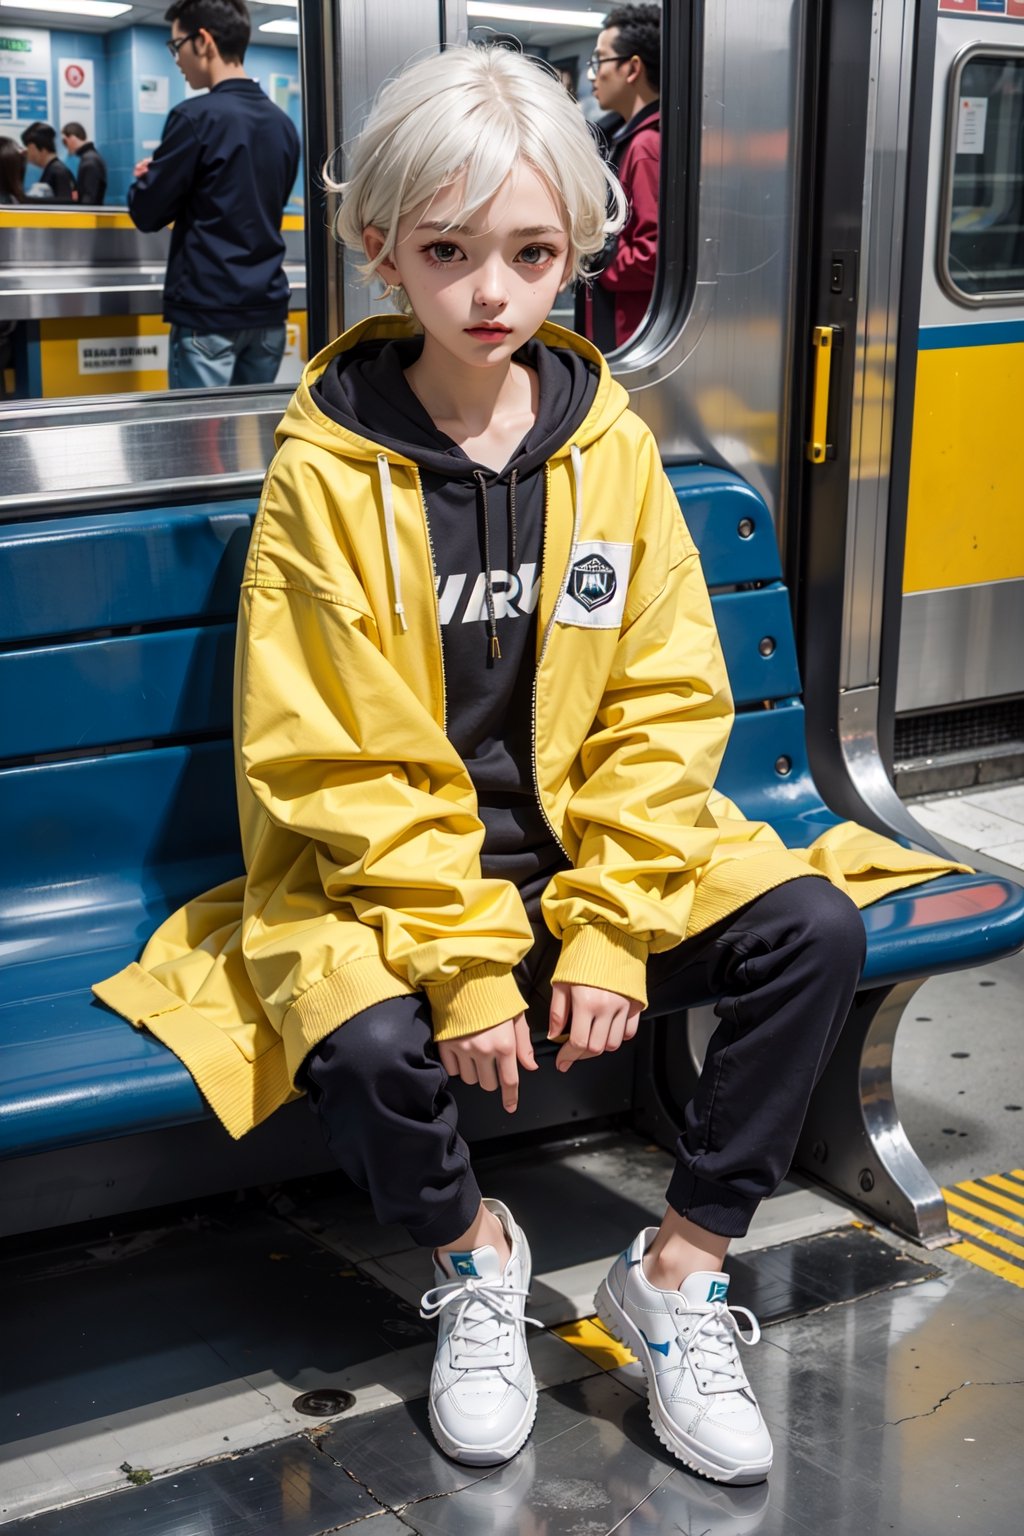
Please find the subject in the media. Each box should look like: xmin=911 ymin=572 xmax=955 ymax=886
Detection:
xmin=329 ymin=46 xmax=628 ymax=297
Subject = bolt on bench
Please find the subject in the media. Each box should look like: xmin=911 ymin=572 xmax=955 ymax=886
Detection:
xmin=2 ymin=468 xmax=1022 ymax=1245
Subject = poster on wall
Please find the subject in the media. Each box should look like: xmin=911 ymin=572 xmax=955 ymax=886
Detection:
xmin=58 ymin=58 xmax=95 ymax=141
xmin=0 ymin=25 xmax=52 ymax=135
xmin=138 ymin=75 xmax=169 ymax=115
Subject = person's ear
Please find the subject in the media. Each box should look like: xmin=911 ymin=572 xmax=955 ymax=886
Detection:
xmin=363 ymin=226 xmax=401 ymax=284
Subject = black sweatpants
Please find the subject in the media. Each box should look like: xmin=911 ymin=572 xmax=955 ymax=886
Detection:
xmin=302 ymin=877 xmax=865 ymax=1245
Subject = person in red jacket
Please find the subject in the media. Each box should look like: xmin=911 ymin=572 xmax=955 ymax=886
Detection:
xmin=584 ymin=4 xmax=661 ymax=350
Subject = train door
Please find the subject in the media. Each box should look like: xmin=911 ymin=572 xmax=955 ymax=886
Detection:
xmin=898 ymin=2 xmax=1024 ymax=797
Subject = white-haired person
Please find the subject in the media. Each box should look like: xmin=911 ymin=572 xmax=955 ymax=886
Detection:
xmin=95 ymin=45 xmax=874 ymax=1482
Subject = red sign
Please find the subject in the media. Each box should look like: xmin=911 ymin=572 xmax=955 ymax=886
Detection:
xmin=63 ymin=63 xmax=86 ymax=88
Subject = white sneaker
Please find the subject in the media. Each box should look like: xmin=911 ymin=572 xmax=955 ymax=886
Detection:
xmin=419 ymin=1198 xmax=540 ymax=1465
xmin=595 ymin=1227 xmax=773 ymax=1484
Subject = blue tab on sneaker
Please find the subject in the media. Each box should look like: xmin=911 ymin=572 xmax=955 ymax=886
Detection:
xmin=448 ymin=1252 xmax=480 ymax=1278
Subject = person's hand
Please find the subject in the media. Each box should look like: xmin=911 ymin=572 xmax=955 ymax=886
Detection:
xmin=437 ymin=1014 xmax=536 ymax=1114
xmin=548 ymin=982 xmax=642 ymax=1071
xmin=133 ymin=156 xmax=153 ymax=179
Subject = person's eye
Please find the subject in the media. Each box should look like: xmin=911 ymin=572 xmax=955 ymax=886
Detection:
xmin=423 ymin=242 xmax=463 ymax=266
xmin=518 ymin=245 xmax=557 ymax=268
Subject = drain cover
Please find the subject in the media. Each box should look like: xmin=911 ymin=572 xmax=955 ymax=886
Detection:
xmin=292 ymin=1389 xmax=357 ymax=1417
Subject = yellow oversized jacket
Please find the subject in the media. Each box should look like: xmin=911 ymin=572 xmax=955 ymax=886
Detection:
xmin=94 ymin=317 xmax=964 ymax=1138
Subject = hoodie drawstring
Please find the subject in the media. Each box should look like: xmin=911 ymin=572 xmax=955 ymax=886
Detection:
xmin=377 ymin=453 xmax=408 ymax=633
xmin=475 ymin=467 xmax=518 ymax=664
xmin=473 ymin=469 xmax=501 ymax=661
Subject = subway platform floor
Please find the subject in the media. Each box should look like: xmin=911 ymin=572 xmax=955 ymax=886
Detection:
xmin=2 ymin=1122 xmax=1022 ymax=1536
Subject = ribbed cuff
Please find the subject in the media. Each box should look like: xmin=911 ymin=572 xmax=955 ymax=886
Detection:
xmin=427 ymin=964 xmax=529 ymax=1042
xmin=551 ymin=921 xmax=649 ymax=1007
xmin=666 ymin=1164 xmax=760 ymax=1239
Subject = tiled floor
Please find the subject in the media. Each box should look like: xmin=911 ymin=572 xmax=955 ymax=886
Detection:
xmin=910 ymin=782 xmax=1024 ymax=874
xmin=6 ymin=1254 xmax=1021 ymax=1536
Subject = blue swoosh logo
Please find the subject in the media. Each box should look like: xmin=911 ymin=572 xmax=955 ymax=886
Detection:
xmin=640 ymin=1329 xmax=671 ymax=1358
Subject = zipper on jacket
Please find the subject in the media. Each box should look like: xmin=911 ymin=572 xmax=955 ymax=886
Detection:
xmin=412 ymin=466 xmax=447 ymax=732
xmin=530 ymin=458 xmax=581 ymax=862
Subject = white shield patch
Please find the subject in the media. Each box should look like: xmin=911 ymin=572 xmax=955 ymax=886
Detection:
xmin=555 ymin=541 xmax=632 ymax=629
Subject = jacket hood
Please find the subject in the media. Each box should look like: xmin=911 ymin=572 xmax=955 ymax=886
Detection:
xmin=276 ymin=315 xmax=631 ymax=463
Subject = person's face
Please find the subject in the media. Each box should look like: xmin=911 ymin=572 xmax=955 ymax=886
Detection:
xmin=589 ymin=27 xmax=633 ymax=114
xmin=62 ymin=133 xmax=84 ymax=154
xmin=23 ymin=142 xmax=44 ymax=167
xmin=366 ymin=163 xmax=571 ymax=371
xmin=169 ymin=22 xmax=208 ymax=90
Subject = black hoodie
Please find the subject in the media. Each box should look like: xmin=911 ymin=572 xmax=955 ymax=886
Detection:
xmin=313 ymin=334 xmax=599 ymax=903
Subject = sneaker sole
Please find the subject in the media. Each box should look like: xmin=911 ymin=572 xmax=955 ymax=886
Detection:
xmin=594 ymin=1278 xmax=772 ymax=1486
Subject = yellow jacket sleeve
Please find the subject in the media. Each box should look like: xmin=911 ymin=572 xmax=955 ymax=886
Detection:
xmin=236 ymin=485 xmax=532 ymax=1043
xmin=546 ymin=460 xmax=734 ymax=1006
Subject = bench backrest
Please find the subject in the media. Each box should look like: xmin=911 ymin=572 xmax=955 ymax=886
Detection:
xmin=0 ymin=469 xmax=827 ymax=951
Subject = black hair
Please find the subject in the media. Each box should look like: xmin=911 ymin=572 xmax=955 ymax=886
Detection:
xmin=603 ymin=4 xmax=661 ymax=90
xmin=0 ymin=136 xmax=27 ymax=201
xmin=20 ymin=122 xmax=57 ymax=156
xmin=62 ymin=122 xmax=88 ymax=141
xmin=164 ymin=0 xmax=251 ymax=65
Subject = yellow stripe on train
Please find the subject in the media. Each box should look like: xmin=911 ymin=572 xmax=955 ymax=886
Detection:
xmin=905 ymin=340 xmax=1024 ymax=593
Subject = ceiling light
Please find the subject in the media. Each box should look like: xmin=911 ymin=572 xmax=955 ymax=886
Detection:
xmin=258 ymin=17 xmax=298 ymax=33
xmin=467 ymin=3 xmax=605 ymax=26
xmin=249 ymin=0 xmax=298 ymax=7
xmin=0 ymin=0 xmax=132 ymax=16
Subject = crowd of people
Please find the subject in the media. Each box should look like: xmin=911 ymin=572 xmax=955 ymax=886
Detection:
xmin=1 ymin=1 xmax=660 ymax=388
xmin=0 ymin=122 xmax=107 ymax=205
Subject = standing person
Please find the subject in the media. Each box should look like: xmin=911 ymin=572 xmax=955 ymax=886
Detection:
xmin=20 ymin=123 xmax=76 ymax=203
xmin=128 ymin=0 xmax=300 ymax=389
xmin=0 ymin=137 xmax=29 ymax=204
xmin=95 ymin=44 xmax=953 ymax=1484
xmin=0 ymin=137 xmax=28 ymax=394
xmin=61 ymin=124 xmax=108 ymax=205
xmin=583 ymin=4 xmax=661 ymax=350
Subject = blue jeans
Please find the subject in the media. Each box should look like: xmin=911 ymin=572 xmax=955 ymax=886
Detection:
xmin=168 ymin=324 xmax=287 ymax=389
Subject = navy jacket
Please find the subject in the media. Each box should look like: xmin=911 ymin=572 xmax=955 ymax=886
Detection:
xmin=74 ymin=144 xmax=107 ymax=206
xmin=128 ymin=78 xmax=300 ymax=331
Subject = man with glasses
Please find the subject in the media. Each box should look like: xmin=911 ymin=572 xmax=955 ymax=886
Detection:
xmin=582 ymin=4 xmax=661 ymax=351
xmin=128 ymin=0 xmax=300 ymax=390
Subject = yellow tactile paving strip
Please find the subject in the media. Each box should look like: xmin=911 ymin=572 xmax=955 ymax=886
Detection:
xmin=553 ymin=1316 xmax=637 ymax=1371
xmin=943 ymin=1170 xmax=1024 ymax=1289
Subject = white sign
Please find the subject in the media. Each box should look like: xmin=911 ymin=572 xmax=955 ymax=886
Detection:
xmin=78 ymin=336 xmax=169 ymax=375
xmin=0 ymin=25 xmax=52 ymax=136
xmin=956 ymin=96 xmax=989 ymax=156
xmin=138 ymin=75 xmax=169 ymax=115
xmin=58 ymin=57 xmax=95 ymax=142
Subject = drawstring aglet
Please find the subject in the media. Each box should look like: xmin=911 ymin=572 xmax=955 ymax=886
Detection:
xmin=490 ymin=634 xmax=502 ymax=660
xmin=394 ymin=601 xmax=408 ymax=633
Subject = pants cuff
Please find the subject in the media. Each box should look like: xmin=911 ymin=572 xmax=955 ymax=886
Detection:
xmin=404 ymin=1169 xmax=484 ymax=1250
xmin=666 ymin=1164 xmax=760 ymax=1239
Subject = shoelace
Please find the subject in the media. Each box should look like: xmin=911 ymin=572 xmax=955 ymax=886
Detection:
xmin=675 ymin=1301 xmax=761 ymax=1393
xmin=419 ymin=1275 xmax=542 ymax=1368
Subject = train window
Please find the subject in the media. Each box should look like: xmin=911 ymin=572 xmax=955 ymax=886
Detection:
xmin=466 ymin=2 xmax=665 ymax=354
xmin=941 ymin=46 xmax=1024 ymax=304
xmin=0 ymin=4 xmax=306 ymax=403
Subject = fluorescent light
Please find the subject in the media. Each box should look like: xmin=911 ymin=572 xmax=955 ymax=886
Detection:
xmin=0 ymin=0 xmax=132 ymax=15
xmin=258 ymin=17 xmax=298 ymax=33
xmin=467 ymin=3 xmax=605 ymax=26
xmin=249 ymin=0 xmax=298 ymax=6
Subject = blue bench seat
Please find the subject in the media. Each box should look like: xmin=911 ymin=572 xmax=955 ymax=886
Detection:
xmin=2 ymin=473 xmax=1023 ymax=1243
